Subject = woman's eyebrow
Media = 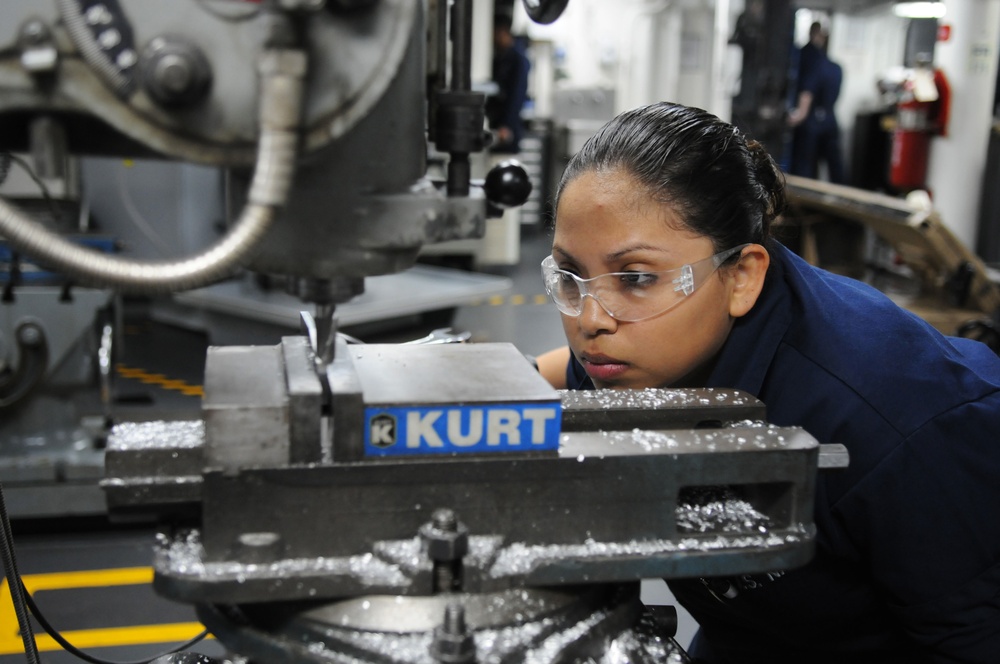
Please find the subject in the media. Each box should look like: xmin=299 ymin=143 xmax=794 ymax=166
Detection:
xmin=605 ymin=244 xmax=668 ymax=262
xmin=551 ymin=245 xmax=576 ymax=262
xmin=552 ymin=244 xmax=671 ymax=265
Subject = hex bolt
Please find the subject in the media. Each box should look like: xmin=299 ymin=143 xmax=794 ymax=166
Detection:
xmin=429 ymin=603 xmax=475 ymax=663
xmin=140 ymin=37 xmax=212 ymax=107
xmin=420 ymin=510 xmax=469 ymax=562
xmin=154 ymin=54 xmax=193 ymax=95
xmin=420 ymin=509 xmax=469 ymax=593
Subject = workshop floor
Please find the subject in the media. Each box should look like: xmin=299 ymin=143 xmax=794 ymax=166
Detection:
xmin=1 ymin=228 xmax=696 ymax=664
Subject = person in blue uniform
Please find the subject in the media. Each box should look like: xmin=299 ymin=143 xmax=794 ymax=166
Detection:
xmin=788 ymin=23 xmax=845 ymax=183
xmin=796 ymin=21 xmax=825 ymax=94
xmin=537 ymin=102 xmax=1000 ymax=663
xmin=486 ymin=14 xmax=530 ymax=154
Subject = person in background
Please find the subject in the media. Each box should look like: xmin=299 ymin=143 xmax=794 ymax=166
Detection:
xmin=486 ymin=13 xmax=530 ymax=154
xmin=796 ymin=20 xmax=826 ymax=92
xmin=536 ymin=102 xmax=1000 ymax=662
xmin=788 ymin=21 xmax=845 ymax=183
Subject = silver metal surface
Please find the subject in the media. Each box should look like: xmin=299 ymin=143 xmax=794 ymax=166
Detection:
xmin=282 ymin=336 xmax=326 ymax=464
xmin=818 ymin=443 xmax=850 ymax=468
xmin=303 ymin=588 xmax=586 ymax=633
xmin=350 ymin=343 xmax=553 ymax=405
xmin=194 ymin=583 xmax=688 ymax=663
xmin=168 ymin=266 xmax=512 ymax=331
xmin=203 ymin=345 xmax=290 ymax=470
xmin=403 ymin=328 xmax=473 ymax=345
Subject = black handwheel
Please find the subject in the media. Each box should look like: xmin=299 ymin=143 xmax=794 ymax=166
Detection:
xmin=521 ymin=0 xmax=569 ymax=24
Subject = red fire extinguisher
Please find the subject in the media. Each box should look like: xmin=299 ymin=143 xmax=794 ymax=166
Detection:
xmin=889 ymin=67 xmax=951 ymax=192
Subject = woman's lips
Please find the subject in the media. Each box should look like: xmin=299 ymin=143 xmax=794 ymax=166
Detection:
xmin=580 ymin=353 xmax=629 ymax=382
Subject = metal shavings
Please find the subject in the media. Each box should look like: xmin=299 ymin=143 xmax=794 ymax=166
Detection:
xmin=522 ymin=609 xmax=611 ymax=664
xmin=560 ymin=387 xmax=752 ymax=411
xmin=108 ymin=420 xmax=204 ymax=450
xmin=675 ymin=487 xmax=772 ymax=534
xmin=156 ymin=530 xmax=408 ymax=586
xmin=489 ymin=529 xmax=803 ymax=578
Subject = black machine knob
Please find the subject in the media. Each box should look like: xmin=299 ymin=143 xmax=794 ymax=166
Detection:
xmin=521 ymin=0 xmax=570 ymax=24
xmin=483 ymin=159 xmax=532 ymax=210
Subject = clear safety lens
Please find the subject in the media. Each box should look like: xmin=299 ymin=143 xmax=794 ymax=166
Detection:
xmin=541 ymin=244 xmax=748 ymax=322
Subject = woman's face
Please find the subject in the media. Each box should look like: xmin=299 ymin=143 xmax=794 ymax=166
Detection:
xmin=552 ymin=168 xmax=741 ymax=389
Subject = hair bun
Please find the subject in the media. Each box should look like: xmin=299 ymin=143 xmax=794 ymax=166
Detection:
xmin=745 ymin=139 xmax=787 ymax=225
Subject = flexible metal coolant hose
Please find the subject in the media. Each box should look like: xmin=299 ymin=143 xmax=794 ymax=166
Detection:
xmin=0 ymin=49 xmax=305 ymax=294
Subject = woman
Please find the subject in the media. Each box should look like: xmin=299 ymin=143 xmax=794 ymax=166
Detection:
xmin=537 ymin=102 xmax=1000 ymax=663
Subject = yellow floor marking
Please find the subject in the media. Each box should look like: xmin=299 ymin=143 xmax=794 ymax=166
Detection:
xmin=483 ymin=294 xmax=548 ymax=307
xmin=158 ymin=380 xmax=191 ymax=390
xmin=21 ymin=567 xmax=153 ymax=591
xmin=453 ymin=294 xmax=549 ymax=307
xmin=0 ymin=568 xmax=210 ymax=655
xmin=116 ymin=364 xmax=203 ymax=397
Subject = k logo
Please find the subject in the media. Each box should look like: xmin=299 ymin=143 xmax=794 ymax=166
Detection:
xmin=369 ymin=413 xmax=397 ymax=448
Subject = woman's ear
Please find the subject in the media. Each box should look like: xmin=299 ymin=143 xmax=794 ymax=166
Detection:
xmin=728 ymin=244 xmax=770 ymax=318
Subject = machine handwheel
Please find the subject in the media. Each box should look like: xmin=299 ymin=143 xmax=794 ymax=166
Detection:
xmin=521 ymin=0 xmax=569 ymax=24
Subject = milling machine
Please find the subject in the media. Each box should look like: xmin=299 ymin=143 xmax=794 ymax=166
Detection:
xmin=0 ymin=1 xmax=847 ymax=661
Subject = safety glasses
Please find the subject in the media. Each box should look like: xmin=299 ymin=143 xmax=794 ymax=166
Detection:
xmin=541 ymin=244 xmax=748 ymax=322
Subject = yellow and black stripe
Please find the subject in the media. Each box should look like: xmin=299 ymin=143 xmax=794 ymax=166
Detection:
xmin=471 ymin=293 xmax=550 ymax=307
xmin=0 ymin=569 xmax=208 ymax=655
xmin=115 ymin=364 xmax=203 ymax=397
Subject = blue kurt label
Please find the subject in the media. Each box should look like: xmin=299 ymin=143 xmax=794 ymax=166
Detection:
xmin=364 ymin=403 xmax=561 ymax=456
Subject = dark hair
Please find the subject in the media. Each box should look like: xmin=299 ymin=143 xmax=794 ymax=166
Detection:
xmin=555 ymin=102 xmax=785 ymax=253
xmin=494 ymin=13 xmax=513 ymax=33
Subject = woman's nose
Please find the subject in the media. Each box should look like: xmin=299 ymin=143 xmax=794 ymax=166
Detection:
xmin=576 ymin=294 xmax=618 ymax=335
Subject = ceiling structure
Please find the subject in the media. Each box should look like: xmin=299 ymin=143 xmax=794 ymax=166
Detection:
xmin=793 ymin=0 xmax=896 ymax=13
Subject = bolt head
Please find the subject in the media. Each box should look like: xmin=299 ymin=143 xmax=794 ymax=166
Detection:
xmin=155 ymin=54 xmax=192 ymax=93
xmin=419 ymin=520 xmax=469 ymax=561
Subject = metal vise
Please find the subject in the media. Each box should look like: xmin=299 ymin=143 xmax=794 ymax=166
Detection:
xmin=103 ymin=338 xmax=846 ymax=663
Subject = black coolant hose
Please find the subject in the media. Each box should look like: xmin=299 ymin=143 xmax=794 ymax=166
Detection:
xmin=0 ymin=482 xmax=40 ymax=664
